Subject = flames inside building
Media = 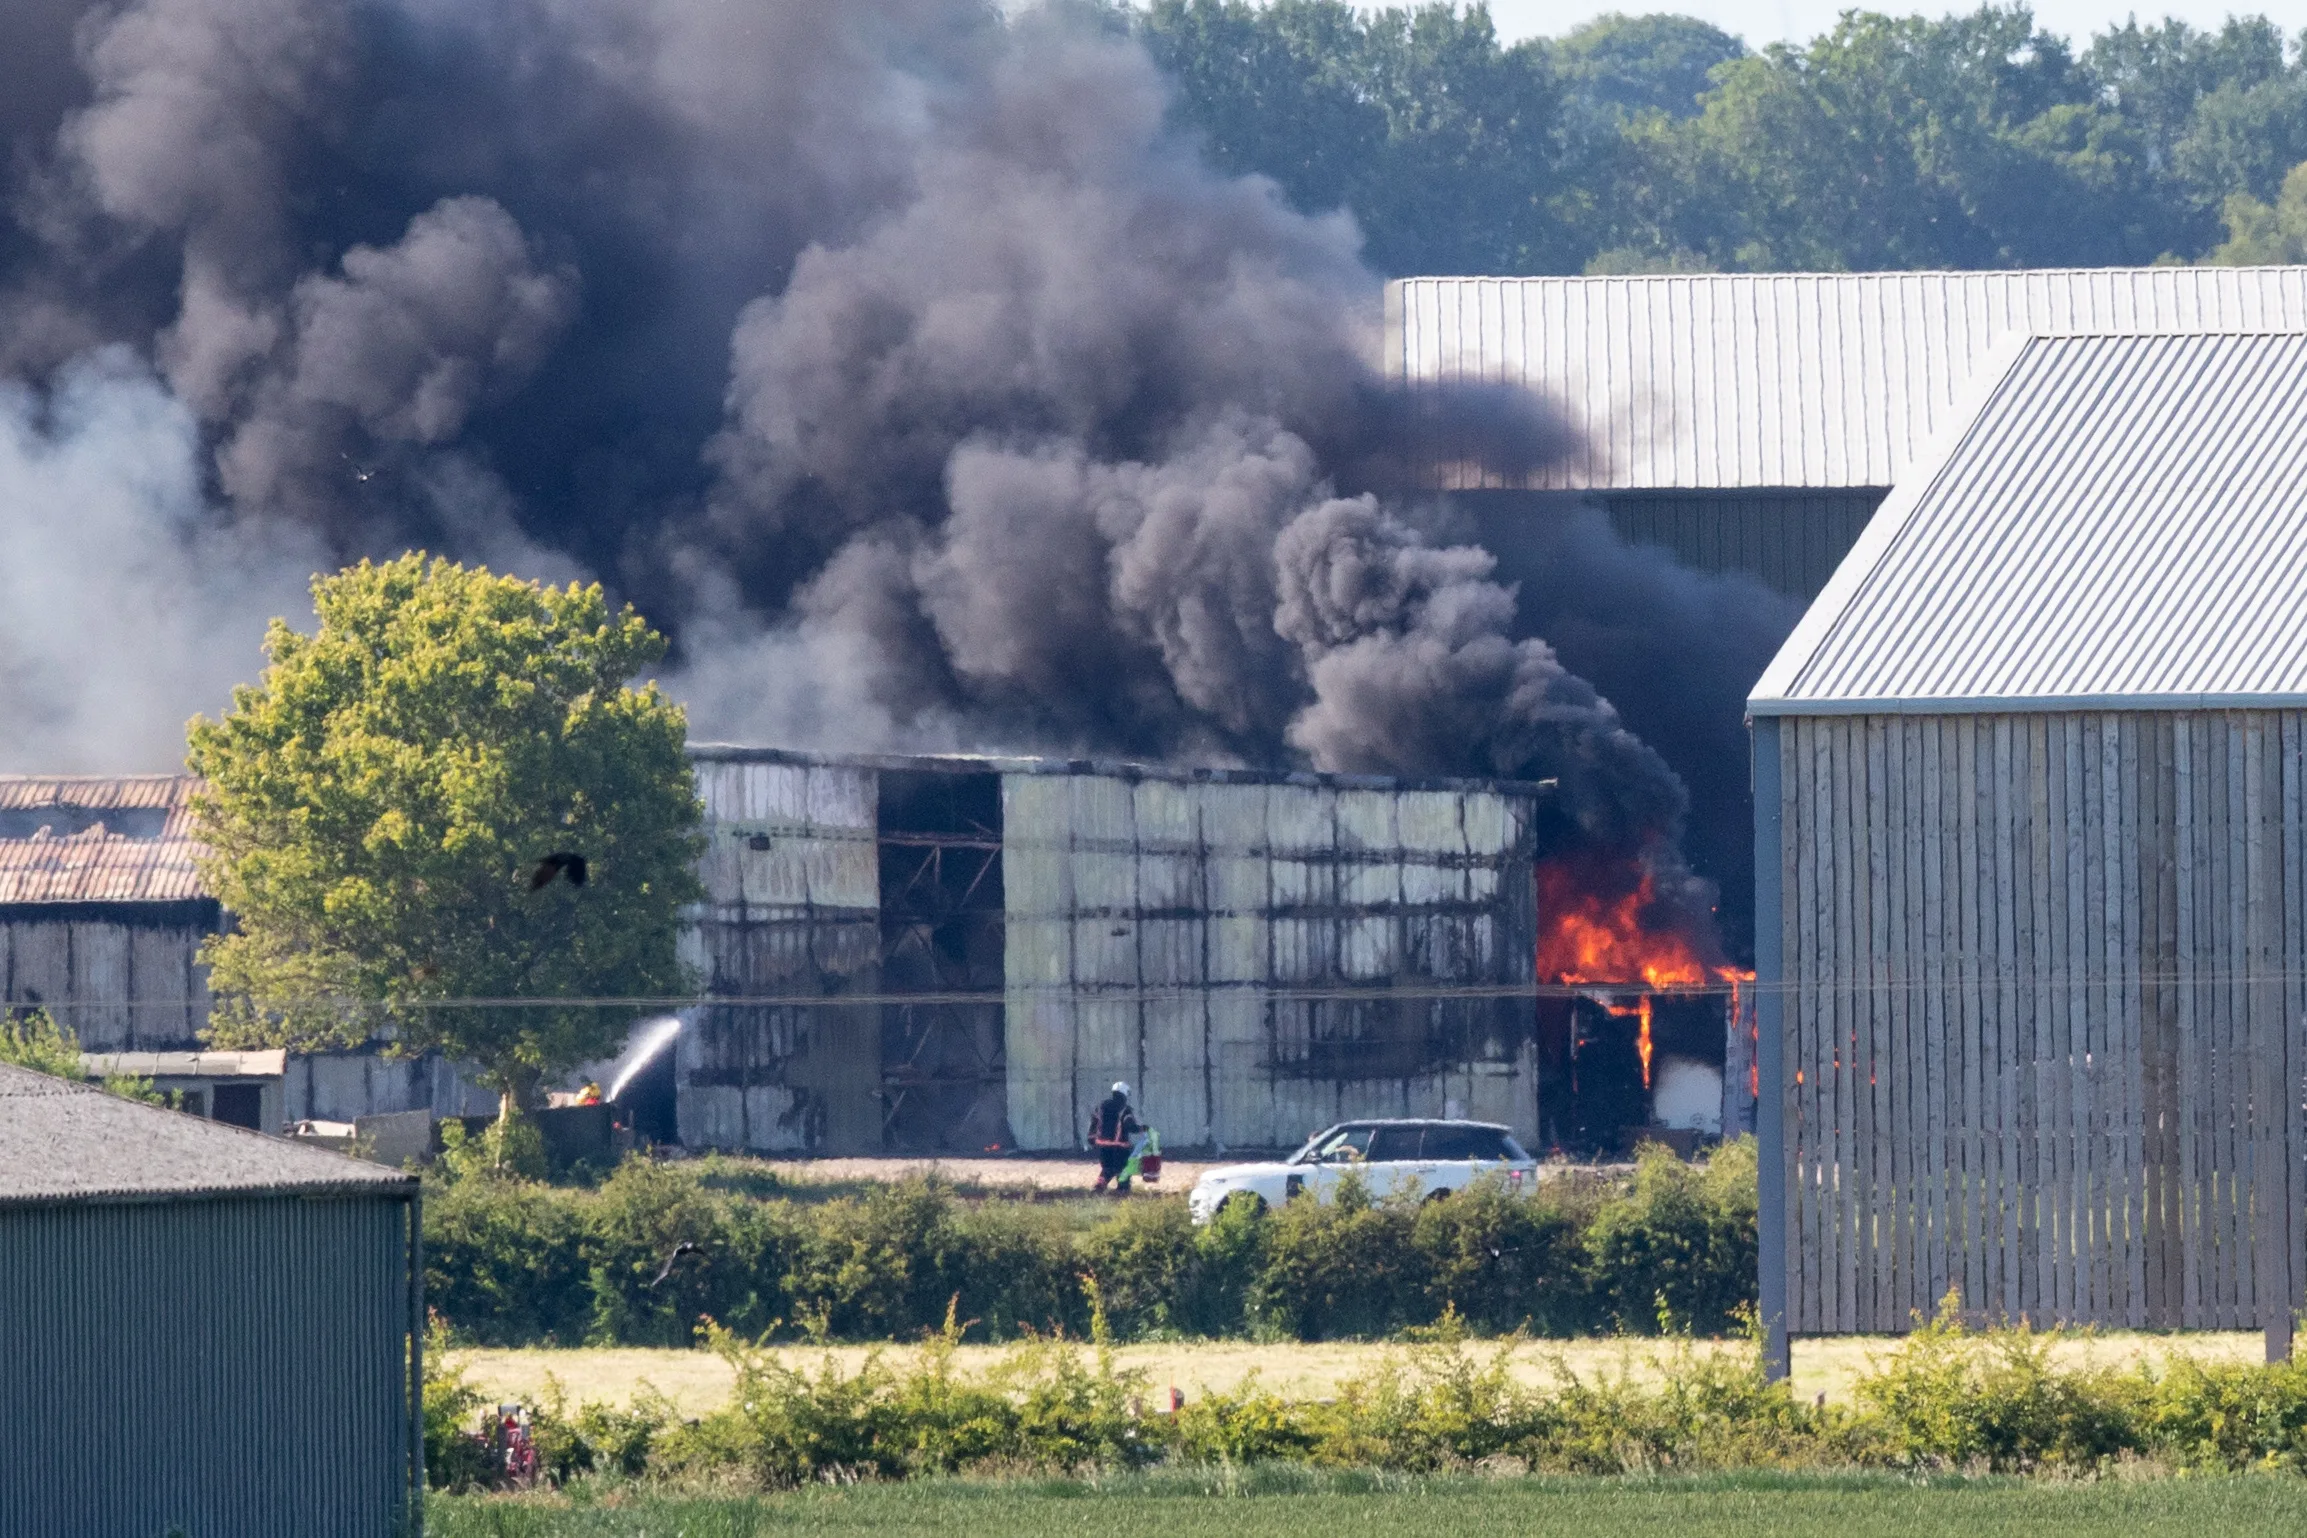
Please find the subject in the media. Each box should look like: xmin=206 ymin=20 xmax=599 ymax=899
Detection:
xmin=681 ymin=746 xmax=1738 ymax=1156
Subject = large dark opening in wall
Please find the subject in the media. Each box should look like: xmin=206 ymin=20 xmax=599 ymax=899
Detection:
xmin=876 ymin=770 xmax=1009 ymax=1153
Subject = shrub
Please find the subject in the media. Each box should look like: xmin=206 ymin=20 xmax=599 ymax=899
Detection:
xmin=425 ymin=1306 xmax=2307 ymax=1488
xmin=1414 ymin=1174 xmax=1598 ymax=1335
xmin=1850 ymin=1298 xmax=2143 ymax=1471
xmin=2143 ymin=1352 xmax=2307 ymax=1472
xmin=424 ymin=1175 xmax=593 ymax=1346
xmin=578 ymin=1155 xmax=777 ymax=1346
xmin=1584 ymin=1138 xmax=1757 ymax=1334
xmin=1249 ymin=1173 xmax=1427 ymax=1340
xmin=419 ymin=1142 xmax=1769 ymax=1348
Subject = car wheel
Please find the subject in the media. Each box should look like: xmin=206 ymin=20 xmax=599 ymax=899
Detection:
xmin=1222 ymin=1191 xmax=1269 ymax=1218
xmin=1423 ymin=1187 xmax=1452 ymax=1204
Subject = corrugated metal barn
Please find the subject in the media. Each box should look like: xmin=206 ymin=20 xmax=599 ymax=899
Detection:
xmin=683 ymin=747 xmax=1543 ymax=1155
xmin=0 ymin=775 xmax=219 ymax=1049
xmin=1388 ymin=267 xmax=2307 ymax=601
xmin=0 ymin=1061 xmax=422 ymax=1537
xmin=1748 ymin=331 xmax=2307 ymax=1369
xmin=0 ymin=775 xmax=497 ymax=1127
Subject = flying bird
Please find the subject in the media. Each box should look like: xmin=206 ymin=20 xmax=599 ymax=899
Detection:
xmin=528 ymin=851 xmax=589 ymax=890
xmin=647 ymin=1241 xmax=702 ymax=1289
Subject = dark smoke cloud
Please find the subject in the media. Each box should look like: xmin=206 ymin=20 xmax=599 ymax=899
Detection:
xmin=0 ymin=0 xmax=1774 ymax=944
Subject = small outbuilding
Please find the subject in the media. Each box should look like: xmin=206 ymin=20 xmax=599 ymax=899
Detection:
xmin=0 ymin=1062 xmax=423 ymax=1537
xmin=1748 ymin=330 xmax=2307 ymax=1368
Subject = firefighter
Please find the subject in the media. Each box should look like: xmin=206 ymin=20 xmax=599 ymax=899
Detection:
xmin=1087 ymin=1081 xmax=1143 ymax=1194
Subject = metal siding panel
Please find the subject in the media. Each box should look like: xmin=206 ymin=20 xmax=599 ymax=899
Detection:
xmin=0 ymin=1196 xmax=411 ymax=1538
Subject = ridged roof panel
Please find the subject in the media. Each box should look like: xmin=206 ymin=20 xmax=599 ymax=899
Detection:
xmin=0 ymin=1062 xmax=412 ymax=1205
xmin=1751 ymin=332 xmax=2307 ymax=713
xmin=0 ymin=775 xmax=211 ymax=905
xmin=1388 ymin=268 xmax=2307 ymax=491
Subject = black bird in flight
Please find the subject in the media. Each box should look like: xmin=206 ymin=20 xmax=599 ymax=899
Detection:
xmin=647 ymin=1241 xmax=702 ymax=1288
xmin=528 ymin=851 xmax=589 ymax=890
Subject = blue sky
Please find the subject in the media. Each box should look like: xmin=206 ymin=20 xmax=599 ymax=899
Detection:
xmin=1485 ymin=0 xmax=2307 ymax=48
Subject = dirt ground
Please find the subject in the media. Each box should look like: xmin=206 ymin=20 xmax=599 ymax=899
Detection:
xmin=741 ymin=1155 xmax=1226 ymax=1192
xmin=446 ymin=1330 xmax=2268 ymax=1420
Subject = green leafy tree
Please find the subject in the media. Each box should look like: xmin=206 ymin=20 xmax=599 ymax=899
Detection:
xmin=189 ymin=554 xmax=703 ymax=1114
xmin=1137 ymin=1 xmax=1576 ymax=274
xmin=1554 ymin=11 xmax=1745 ymax=122
xmin=2204 ymin=158 xmax=2307 ymax=262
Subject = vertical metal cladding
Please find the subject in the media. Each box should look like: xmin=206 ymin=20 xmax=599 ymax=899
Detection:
xmin=0 ymin=1192 xmax=415 ymax=1538
xmin=1769 ymin=711 xmax=2307 ymax=1337
xmin=682 ymin=752 xmax=882 ymax=1152
xmin=684 ymin=749 xmax=1543 ymax=1156
xmin=1003 ymin=769 xmax=1541 ymax=1151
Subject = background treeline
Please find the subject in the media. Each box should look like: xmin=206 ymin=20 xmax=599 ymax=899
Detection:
xmin=1121 ymin=1 xmax=2307 ymax=272
xmin=423 ymin=1143 xmax=1756 ymax=1347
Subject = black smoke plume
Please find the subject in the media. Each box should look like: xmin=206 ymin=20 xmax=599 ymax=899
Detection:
xmin=0 ymin=0 xmax=1762 ymax=946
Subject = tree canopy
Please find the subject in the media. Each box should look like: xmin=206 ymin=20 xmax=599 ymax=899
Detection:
xmin=1129 ymin=2 xmax=2307 ymax=274
xmin=188 ymin=555 xmax=703 ymax=1106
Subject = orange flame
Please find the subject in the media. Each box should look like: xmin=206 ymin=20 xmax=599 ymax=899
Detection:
xmin=1539 ymin=859 xmax=1755 ymax=1095
xmin=1536 ymin=860 xmax=1727 ymax=990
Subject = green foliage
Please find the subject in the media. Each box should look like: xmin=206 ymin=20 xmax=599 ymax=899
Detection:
xmin=427 ymin=1309 xmax=2307 ymax=1490
xmin=1249 ymin=1171 xmax=1427 ymax=1340
xmin=2206 ymin=160 xmax=2307 ymax=262
xmin=187 ymin=553 xmax=703 ymax=1102
xmin=1136 ymin=1 xmax=1579 ymax=274
xmin=2141 ymin=1351 xmax=2307 ymax=1471
xmin=0 ymin=1007 xmax=83 ymax=1078
xmin=0 ymin=1006 xmax=164 ymax=1103
xmin=422 ymin=1146 xmax=1765 ymax=1349
xmin=1415 ymin=1173 xmax=1597 ymax=1335
xmin=1852 ymin=1298 xmax=2141 ymax=1471
xmin=1129 ymin=3 xmax=2307 ymax=274
xmin=422 ymin=1316 xmax=498 ymax=1492
xmin=1585 ymin=1139 xmax=1757 ymax=1335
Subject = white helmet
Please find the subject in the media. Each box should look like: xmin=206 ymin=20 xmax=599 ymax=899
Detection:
xmin=1111 ymin=1081 xmax=1131 ymax=1097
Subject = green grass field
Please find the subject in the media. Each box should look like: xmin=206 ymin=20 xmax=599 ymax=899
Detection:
xmin=427 ymin=1472 xmax=2307 ymax=1537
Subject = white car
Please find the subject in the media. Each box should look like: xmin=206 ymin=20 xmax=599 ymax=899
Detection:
xmin=1187 ymin=1118 xmax=1539 ymax=1223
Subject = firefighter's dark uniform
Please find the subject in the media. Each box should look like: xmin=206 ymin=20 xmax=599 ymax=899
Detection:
xmin=1087 ymin=1091 xmax=1143 ymax=1193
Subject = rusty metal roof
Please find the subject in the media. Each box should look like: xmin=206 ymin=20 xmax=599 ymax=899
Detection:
xmin=0 ymin=775 xmax=212 ymax=905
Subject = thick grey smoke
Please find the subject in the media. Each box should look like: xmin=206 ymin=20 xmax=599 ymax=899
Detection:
xmin=0 ymin=0 xmax=1763 ymax=939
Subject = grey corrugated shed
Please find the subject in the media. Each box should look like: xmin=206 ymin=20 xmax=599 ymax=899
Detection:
xmin=1751 ymin=332 xmax=2307 ymax=715
xmin=0 ymin=1061 xmax=414 ymax=1205
xmin=1388 ymin=268 xmax=2307 ymax=490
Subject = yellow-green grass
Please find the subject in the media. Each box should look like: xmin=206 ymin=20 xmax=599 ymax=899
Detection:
xmin=444 ymin=1330 xmax=2267 ymax=1419
xmin=427 ymin=1472 xmax=2307 ymax=1537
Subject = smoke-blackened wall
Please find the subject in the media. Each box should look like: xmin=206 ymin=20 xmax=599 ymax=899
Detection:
xmin=0 ymin=0 xmax=1759 ymax=952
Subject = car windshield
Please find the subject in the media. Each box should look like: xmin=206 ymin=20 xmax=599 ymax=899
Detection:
xmin=1289 ymin=1125 xmax=1373 ymax=1165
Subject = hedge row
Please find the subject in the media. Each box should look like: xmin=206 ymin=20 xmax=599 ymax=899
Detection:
xmin=422 ymin=1141 xmax=1758 ymax=1346
xmin=427 ymin=1305 xmax=2307 ymax=1490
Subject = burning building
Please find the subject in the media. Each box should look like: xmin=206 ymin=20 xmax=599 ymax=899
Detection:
xmin=1386 ymin=265 xmax=2307 ymax=979
xmin=681 ymin=745 xmax=1546 ymax=1154
xmin=1750 ymin=331 xmax=2307 ymax=1367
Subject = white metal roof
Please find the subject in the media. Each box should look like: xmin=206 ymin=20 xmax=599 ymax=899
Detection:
xmin=1749 ymin=331 xmax=2307 ymax=716
xmin=81 ymin=1050 xmax=286 ymax=1081
xmin=1387 ymin=268 xmax=2307 ymax=491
